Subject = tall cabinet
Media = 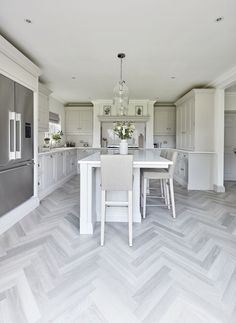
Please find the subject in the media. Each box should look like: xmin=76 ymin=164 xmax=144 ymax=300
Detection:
xmin=174 ymin=89 xmax=215 ymax=190
xmin=175 ymin=89 xmax=215 ymax=151
xmin=38 ymin=83 xmax=52 ymax=132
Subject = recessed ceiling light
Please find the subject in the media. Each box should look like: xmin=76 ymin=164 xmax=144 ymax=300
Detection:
xmin=25 ymin=18 xmax=32 ymax=24
xmin=215 ymin=16 xmax=224 ymax=23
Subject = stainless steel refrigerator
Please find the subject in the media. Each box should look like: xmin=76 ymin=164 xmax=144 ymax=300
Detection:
xmin=0 ymin=73 xmax=34 ymax=217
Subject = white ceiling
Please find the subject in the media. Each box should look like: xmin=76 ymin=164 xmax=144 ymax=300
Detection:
xmin=0 ymin=0 xmax=236 ymax=103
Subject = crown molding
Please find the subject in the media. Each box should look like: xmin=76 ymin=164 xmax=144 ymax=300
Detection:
xmin=38 ymin=82 xmax=52 ymax=96
xmin=0 ymin=35 xmax=41 ymax=77
xmin=207 ymin=66 xmax=236 ymax=89
xmin=98 ymin=115 xmax=150 ymax=122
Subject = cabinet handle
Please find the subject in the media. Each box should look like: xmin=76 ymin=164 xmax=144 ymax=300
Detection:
xmin=50 ymin=155 xmax=53 ymax=158
xmin=38 ymin=182 xmax=40 ymax=186
xmin=180 ymin=168 xmax=184 ymax=171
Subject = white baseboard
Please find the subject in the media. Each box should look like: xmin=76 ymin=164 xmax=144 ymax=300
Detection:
xmin=213 ymin=184 xmax=225 ymax=193
xmin=38 ymin=172 xmax=76 ymax=200
xmin=0 ymin=197 xmax=40 ymax=235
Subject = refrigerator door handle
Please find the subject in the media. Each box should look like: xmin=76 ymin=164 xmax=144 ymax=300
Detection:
xmin=15 ymin=112 xmax=21 ymax=159
xmin=9 ymin=111 xmax=16 ymax=160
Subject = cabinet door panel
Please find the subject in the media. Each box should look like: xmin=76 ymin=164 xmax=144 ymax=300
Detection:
xmin=56 ymin=152 xmax=65 ymax=181
xmin=43 ymin=155 xmax=56 ymax=189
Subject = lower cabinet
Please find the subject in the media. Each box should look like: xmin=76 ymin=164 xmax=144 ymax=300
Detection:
xmin=174 ymin=152 xmax=188 ymax=187
xmin=174 ymin=150 xmax=214 ymax=190
xmin=38 ymin=149 xmax=77 ymax=199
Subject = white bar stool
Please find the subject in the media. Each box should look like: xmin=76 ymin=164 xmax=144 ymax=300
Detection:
xmin=142 ymin=150 xmax=177 ymax=219
xmin=100 ymin=155 xmax=133 ymax=246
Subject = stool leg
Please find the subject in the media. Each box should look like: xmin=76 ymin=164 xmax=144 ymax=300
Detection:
xmin=143 ymin=178 xmax=147 ymax=218
xmin=101 ymin=190 xmax=106 ymax=246
xmin=128 ymin=191 xmax=133 ymax=246
xmin=160 ymin=179 xmax=164 ymax=198
xmin=163 ymin=179 xmax=168 ymax=206
xmin=169 ymin=178 xmax=176 ymax=218
xmin=166 ymin=180 xmax=171 ymax=210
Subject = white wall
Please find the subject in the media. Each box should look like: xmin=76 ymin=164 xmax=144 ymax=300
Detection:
xmin=38 ymin=96 xmax=66 ymax=147
xmin=49 ymin=96 xmax=65 ymax=132
xmin=225 ymin=93 xmax=236 ymax=110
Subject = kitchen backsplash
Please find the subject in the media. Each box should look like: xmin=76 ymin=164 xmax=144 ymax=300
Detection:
xmin=153 ymin=135 xmax=176 ymax=148
xmin=66 ymin=134 xmax=93 ymax=147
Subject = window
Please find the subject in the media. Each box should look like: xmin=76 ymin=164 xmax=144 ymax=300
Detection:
xmin=48 ymin=112 xmax=61 ymax=134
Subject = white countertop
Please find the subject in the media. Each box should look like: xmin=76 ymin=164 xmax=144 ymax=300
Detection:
xmin=78 ymin=149 xmax=173 ymax=168
xmin=38 ymin=147 xmax=100 ymax=156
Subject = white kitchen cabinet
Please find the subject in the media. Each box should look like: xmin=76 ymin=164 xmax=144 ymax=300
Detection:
xmin=175 ymin=89 xmax=215 ymax=151
xmin=56 ymin=151 xmax=66 ymax=181
xmin=38 ymin=149 xmax=77 ymax=199
xmin=66 ymin=150 xmax=77 ymax=176
xmin=65 ymin=106 xmax=93 ymax=134
xmin=154 ymin=106 xmax=176 ymax=135
xmin=174 ymin=150 xmax=214 ymax=190
xmin=174 ymin=152 xmax=188 ymax=187
xmin=38 ymin=83 xmax=52 ymax=132
xmin=43 ymin=154 xmax=56 ymax=190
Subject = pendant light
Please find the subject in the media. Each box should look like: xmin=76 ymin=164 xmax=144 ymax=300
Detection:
xmin=113 ymin=53 xmax=129 ymax=116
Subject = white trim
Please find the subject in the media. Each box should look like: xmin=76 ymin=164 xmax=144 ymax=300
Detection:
xmin=0 ymin=35 xmax=41 ymax=77
xmin=207 ymin=66 xmax=236 ymax=89
xmin=213 ymin=184 xmax=225 ymax=193
xmin=175 ymin=89 xmax=215 ymax=106
xmin=50 ymin=93 xmax=66 ymax=104
xmin=0 ymin=197 xmax=40 ymax=235
xmin=38 ymin=172 xmax=76 ymax=200
xmin=98 ymin=115 xmax=150 ymax=122
xmin=39 ymin=83 xmax=52 ymax=96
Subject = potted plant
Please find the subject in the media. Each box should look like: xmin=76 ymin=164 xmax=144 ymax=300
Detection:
xmin=113 ymin=121 xmax=135 ymax=154
xmin=51 ymin=131 xmax=63 ymax=147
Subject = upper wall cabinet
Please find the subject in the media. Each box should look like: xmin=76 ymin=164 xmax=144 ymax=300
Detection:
xmin=175 ymin=89 xmax=215 ymax=151
xmin=154 ymin=106 xmax=176 ymax=135
xmin=38 ymin=83 xmax=52 ymax=132
xmin=65 ymin=106 xmax=93 ymax=134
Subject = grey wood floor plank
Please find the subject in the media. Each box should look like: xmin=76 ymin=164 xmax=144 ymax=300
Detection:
xmin=0 ymin=175 xmax=236 ymax=322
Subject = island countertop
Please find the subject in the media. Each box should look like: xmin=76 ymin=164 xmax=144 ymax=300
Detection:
xmin=78 ymin=149 xmax=173 ymax=168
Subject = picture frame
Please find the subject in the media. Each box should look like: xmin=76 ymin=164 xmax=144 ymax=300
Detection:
xmin=103 ymin=105 xmax=111 ymax=116
xmin=135 ymin=105 xmax=143 ymax=116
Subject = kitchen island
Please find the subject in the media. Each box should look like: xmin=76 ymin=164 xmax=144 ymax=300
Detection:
xmin=78 ymin=150 xmax=172 ymax=234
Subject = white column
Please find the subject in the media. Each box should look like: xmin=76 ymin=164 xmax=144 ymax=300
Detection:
xmin=213 ymin=88 xmax=225 ymax=192
xmin=80 ymin=163 xmax=94 ymax=234
xmin=146 ymin=100 xmax=155 ymax=148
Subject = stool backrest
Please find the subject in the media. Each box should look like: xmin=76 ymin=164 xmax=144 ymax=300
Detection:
xmin=101 ymin=155 xmax=133 ymax=191
xmin=166 ymin=150 xmax=178 ymax=176
xmin=160 ymin=149 xmax=167 ymax=158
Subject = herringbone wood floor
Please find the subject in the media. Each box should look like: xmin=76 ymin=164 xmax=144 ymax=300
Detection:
xmin=0 ymin=176 xmax=236 ymax=323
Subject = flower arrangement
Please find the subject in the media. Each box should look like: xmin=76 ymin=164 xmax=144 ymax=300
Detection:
xmin=113 ymin=121 xmax=135 ymax=140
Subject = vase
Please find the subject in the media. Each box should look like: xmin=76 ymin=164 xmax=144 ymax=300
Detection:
xmin=119 ymin=139 xmax=128 ymax=155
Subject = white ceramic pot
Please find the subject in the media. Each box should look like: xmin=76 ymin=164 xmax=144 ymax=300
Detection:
xmin=119 ymin=139 xmax=128 ymax=155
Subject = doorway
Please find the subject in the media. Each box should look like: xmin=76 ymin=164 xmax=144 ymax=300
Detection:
xmin=224 ymin=83 xmax=236 ymax=181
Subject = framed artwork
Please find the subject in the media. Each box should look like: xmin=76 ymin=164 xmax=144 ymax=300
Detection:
xmin=103 ymin=105 xmax=111 ymax=116
xmin=135 ymin=105 xmax=143 ymax=116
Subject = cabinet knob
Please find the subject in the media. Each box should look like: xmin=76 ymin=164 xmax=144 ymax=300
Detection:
xmin=38 ymin=182 xmax=40 ymax=186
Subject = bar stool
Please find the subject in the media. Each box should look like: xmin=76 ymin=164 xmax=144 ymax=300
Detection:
xmin=100 ymin=155 xmax=133 ymax=246
xmin=142 ymin=150 xmax=177 ymax=219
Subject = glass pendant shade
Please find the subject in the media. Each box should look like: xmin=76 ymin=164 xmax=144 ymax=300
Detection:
xmin=113 ymin=53 xmax=129 ymax=116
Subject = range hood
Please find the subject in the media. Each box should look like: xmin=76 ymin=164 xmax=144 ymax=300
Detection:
xmin=98 ymin=115 xmax=150 ymax=122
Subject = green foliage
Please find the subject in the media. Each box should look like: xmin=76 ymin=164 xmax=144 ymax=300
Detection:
xmin=113 ymin=121 xmax=135 ymax=140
